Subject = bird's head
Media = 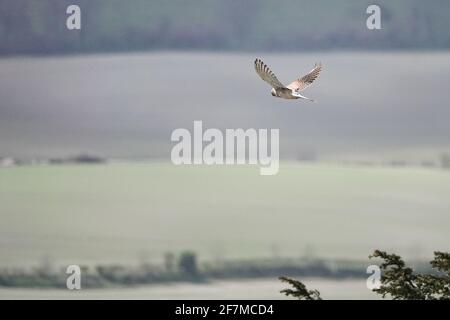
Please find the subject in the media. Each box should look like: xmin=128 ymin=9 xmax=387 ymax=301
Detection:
xmin=270 ymin=88 xmax=276 ymax=97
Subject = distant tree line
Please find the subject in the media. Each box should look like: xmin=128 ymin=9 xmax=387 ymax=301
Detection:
xmin=1 ymin=0 xmax=450 ymax=55
xmin=0 ymin=252 xmax=368 ymax=288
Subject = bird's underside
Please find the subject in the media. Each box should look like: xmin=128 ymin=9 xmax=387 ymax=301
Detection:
xmin=254 ymin=58 xmax=322 ymax=101
xmin=273 ymin=87 xmax=298 ymax=100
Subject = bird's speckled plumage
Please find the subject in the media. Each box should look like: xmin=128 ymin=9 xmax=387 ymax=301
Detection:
xmin=254 ymin=58 xmax=322 ymax=101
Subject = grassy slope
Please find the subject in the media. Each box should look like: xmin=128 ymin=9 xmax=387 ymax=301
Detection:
xmin=0 ymin=162 xmax=449 ymax=267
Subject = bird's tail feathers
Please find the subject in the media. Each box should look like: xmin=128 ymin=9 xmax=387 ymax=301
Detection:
xmin=291 ymin=91 xmax=315 ymax=102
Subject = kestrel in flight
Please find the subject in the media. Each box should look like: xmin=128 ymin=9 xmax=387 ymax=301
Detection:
xmin=254 ymin=58 xmax=322 ymax=101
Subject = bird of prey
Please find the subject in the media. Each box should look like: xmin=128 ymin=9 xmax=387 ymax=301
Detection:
xmin=254 ymin=58 xmax=322 ymax=101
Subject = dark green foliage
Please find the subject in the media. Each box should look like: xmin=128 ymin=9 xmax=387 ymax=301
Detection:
xmin=369 ymin=250 xmax=450 ymax=300
xmin=279 ymin=276 xmax=321 ymax=300
xmin=280 ymin=250 xmax=450 ymax=300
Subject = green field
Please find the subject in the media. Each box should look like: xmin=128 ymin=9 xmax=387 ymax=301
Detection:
xmin=0 ymin=162 xmax=449 ymax=268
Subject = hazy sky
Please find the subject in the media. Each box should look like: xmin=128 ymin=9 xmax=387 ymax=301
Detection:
xmin=1 ymin=51 xmax=449 ymax=163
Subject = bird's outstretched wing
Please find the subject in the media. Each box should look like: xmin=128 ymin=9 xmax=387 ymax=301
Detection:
xmin=287 ymin=63 xmax=322 ymax=92
xmin=254 ymin=58 xmax=286 ymax=89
